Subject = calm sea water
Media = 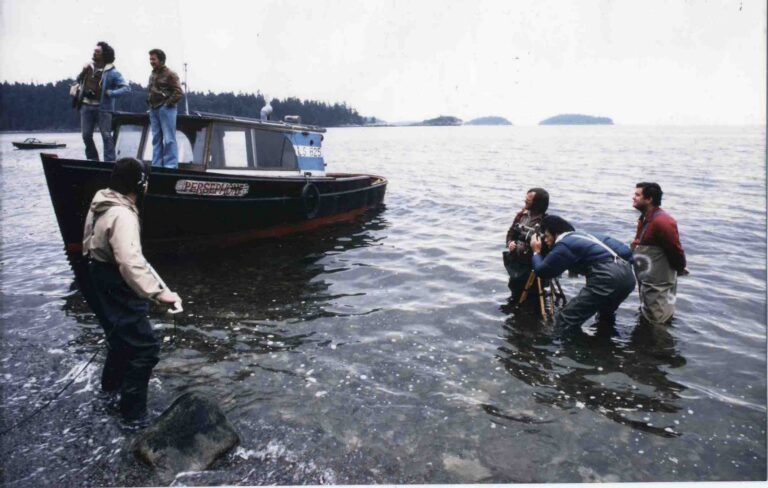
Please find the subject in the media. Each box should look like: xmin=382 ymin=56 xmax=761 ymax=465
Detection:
xmin=1 ymin=125 xmax=765 ymax=485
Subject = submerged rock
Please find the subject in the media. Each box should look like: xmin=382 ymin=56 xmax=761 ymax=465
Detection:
xmin=131 ymin=391 xmax=239 ymax=482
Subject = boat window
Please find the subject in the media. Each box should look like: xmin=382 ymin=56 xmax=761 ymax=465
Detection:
xmin=115 ymin=125 xmax=143 ymax=159
xmin=142 ymin=130 xmax=199 ymax=164
xmin=208 ymin=125 xmax=252 ymax=169
xmin=252 ymin=130 xmax=298 ymax=170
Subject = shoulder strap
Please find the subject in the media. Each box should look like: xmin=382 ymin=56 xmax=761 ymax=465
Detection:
xmin=84 ymin=211 xmax=101 ymax=258
xmin=638 ymin=208 xmax=666 ymax=242
xmin=567 ymin=232 xmax=626 ymax=263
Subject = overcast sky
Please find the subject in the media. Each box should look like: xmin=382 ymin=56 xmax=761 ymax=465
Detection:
xmin=1 ymin=0 xmax=765 ymax=125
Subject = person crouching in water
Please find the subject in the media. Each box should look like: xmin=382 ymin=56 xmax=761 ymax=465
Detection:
xmin=503 ymin=188 xmax=549 ymax=297
xmin=529 ymin=215 xmax=635 ymax=330
xmin=82 ymin=157 xmax=181 ymax=425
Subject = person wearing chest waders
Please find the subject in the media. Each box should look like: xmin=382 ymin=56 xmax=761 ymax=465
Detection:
xmin=82 ymin=157 xmax=182 ymax=426
xmin=631 ymin=182 xmax=688 ymax=324
xmin=530 ymin=215 xmax=635 ymax=330
xmin=503 ymin=188 xmax=549 ymax=296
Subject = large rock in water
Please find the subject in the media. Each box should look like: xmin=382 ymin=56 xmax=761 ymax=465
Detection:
xmin=132 ymin=391 xmax=239 ymax=482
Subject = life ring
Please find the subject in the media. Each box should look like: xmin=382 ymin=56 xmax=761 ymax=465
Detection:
xmin=301 ymin=182 xmax=321 ymax=219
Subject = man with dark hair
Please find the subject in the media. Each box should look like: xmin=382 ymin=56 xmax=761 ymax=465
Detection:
xmin=632 ymin=182 xmax=688 ymax=323
xmin=530 ymin=215 xmax=635 ymax=330
xmin=83 ymin=157 xmax=182 ymax=426
xmin=74 ymin=42 xmax=131 ymax=161
xmin=503 ymin=188 xmax=550 ymax=294
xmin=147 ymin=48 xmax=183 ymax=168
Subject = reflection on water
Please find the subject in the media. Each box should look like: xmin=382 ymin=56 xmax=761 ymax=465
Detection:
xmin=496 ymin=304 xmax=687 ymax=438
xmin=62 ymin=209 xmax=388 ymax=347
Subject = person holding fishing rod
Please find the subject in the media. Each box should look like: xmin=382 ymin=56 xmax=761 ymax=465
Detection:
xmin=82 ymin=157 xmax=181 ymax=427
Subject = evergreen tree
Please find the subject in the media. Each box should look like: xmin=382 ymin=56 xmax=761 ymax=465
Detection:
xmin=0 ymin=80 xmax=368 ymax=130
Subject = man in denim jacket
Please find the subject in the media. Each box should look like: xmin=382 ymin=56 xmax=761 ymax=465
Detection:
xmin=75 ymin=41 xmax=131 ymax=161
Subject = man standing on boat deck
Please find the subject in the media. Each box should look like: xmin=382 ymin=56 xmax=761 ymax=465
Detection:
xmin=83 ymin=157 xmax=182 ymax=426
xmin=631 ymin=182 xmax=688 ymax=324
xmin=530 ymin=215 xmax=635 ymax=330
xmin=74 ymin=42 xmax=131 ymax=161
xmin=147 ymin=49 xmax=183 ymax=168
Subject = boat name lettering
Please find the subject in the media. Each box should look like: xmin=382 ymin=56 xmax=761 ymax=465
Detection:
xmin=175 ymin=180 xmax=250 ymax=197
xmin=295 ymin=145 xmax=322 ymax=158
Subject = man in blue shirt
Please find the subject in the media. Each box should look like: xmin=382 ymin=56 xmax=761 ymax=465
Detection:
xmin=530 ymin=215 xmax=635 ymax=329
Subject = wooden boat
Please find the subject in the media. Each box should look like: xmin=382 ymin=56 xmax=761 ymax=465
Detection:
xmin=13 ymin=137 xmax=66 ymax=149
xmin=41 ymin=111 xmax=387 ymax=254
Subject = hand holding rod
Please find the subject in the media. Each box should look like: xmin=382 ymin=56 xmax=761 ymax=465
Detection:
xmin=146 ymin=261 xmax=183 ymax=314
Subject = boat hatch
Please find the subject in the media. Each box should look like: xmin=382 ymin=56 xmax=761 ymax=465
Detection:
xmin=114 ymin=114 xmax=326 ymax=175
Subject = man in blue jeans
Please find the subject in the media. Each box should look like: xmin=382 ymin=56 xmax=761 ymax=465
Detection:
xmin=147 ymin=49 xmax=183 ymax=168
xmin=75 ymin=42 xmax=131 ymax=161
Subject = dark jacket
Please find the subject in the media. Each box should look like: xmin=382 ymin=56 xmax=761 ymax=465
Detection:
xmin=632 ymin=207 xmax=686 ymax=272
xmin=147 ymin=65 xmax=183 ymax=108
xmin=505 ymin=210 xmax=546 ymax=260
xmin=532 ymin=232 xmax=633 ymax=279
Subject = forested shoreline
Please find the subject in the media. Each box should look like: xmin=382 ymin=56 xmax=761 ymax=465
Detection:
xmin=0 ymin=80 xmax=376 ymax=131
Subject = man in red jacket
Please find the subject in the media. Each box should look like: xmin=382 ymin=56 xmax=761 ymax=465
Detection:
xmin=631 ymin=182 xmax=688 ymax=324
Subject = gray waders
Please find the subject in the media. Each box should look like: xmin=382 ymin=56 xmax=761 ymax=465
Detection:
xmin=556 ymin=260 xmax=636 ymax=329
xmin=633 ymin=244 xmax=678 ymax=324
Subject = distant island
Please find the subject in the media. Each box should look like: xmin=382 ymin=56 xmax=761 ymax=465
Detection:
xmin=539 ymin=114 xmax=614 ymax=125
xmin=411 ymin=115 xmax=463 ymax=126
xmin=465 ymin=116 xmax=512 ymax=126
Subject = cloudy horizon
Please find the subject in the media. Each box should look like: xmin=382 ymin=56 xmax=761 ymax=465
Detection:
xmin=1 ymin=0 xmax=765 ymax=125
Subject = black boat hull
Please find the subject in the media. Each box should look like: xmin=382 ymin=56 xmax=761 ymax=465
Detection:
xmin=41 ymin=154 xmax=387 ymax=253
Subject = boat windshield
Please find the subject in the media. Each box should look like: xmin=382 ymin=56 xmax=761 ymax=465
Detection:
xmin=207 ymin=124 xmax=298 ymax=171
xmin=115 ymin=123 xmax=207 ymax=166
xmin=115 ymin=125 xmax=143 ymax=160
xmin=142 ymin=128 xmax=206 ymax=165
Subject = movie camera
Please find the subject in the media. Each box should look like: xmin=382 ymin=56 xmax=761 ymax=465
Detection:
xmin=512 ymin=222 xmax=544 ymax=243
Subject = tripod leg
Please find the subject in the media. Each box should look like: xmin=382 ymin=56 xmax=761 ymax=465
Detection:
xmin=519 ymin=272 xmax=536 ymax=304
xmin=554 ymin=278 xmax=567 ymax=305
xmin=536 ymin=278 xmax=546 ymax=319
xmin=548 ymin=280 xmax=556 ymax=318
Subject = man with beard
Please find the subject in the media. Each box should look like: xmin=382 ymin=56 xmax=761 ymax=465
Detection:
xmin=631 ymin=182 xmax=688 ymax=324
xmin=503 ymin=188 xmax=549 ymax=296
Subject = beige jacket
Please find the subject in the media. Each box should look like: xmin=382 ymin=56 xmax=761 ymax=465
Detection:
xmin=82 ymin=189 xmax=164 ymax=300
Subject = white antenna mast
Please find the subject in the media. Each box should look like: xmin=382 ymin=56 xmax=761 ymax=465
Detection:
xmin=182 ymin=62 xmax=190 ymax=115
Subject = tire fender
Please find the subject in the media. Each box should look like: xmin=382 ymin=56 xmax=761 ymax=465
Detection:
xmin=301 ymin=182 xmax=321 ymax=219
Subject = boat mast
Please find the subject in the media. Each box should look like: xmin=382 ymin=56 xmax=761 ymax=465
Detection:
xmin=182 ymin=62 xmax=190 ymax=115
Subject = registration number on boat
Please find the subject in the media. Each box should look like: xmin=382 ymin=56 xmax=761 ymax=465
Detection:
xmin=175 ymin=180 xmax=250 ymax=197
xmin=294 ymin=145 xmax=322 ymax=158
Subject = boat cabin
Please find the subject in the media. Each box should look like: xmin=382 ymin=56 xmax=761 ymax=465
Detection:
xmin=113 ymin=111 xmax=327 ymax=176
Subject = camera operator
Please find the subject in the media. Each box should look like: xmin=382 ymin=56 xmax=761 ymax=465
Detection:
xmin=530 ymin=215 xmax=635 ymax=330
xmin=503 ymin=188 xmax=549 ymax=294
